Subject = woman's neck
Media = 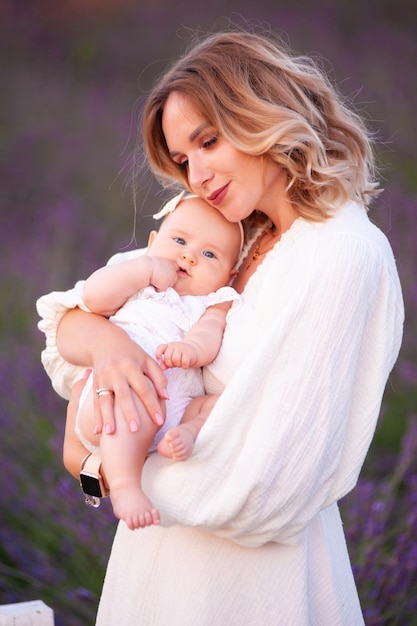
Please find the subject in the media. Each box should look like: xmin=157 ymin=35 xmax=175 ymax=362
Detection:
xmin=256 ymin=162 xmax=299 ymax=235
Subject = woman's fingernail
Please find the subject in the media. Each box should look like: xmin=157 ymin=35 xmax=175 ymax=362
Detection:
xmin=76 ymin=369 xmax=91 ymax=384
xmin=154 ymin=413 xmax=164 ymax=426
xmin=130 ymin=420 xmax=139 ymax=433
xmin=162 ymin=387 xmax=169 ymax=399
xmin=104 ymin=424 xmax=113 ymax=435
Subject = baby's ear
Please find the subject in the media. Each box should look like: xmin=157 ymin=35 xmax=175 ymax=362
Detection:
xmin=148 ymin=230 xmax=157 ymax=247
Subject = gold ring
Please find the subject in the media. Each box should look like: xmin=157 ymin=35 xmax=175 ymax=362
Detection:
xmin=96 ymin=388 xmax=113 ymax=397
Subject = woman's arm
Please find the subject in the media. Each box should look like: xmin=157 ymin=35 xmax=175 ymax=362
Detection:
xmin=63 ymin=371 xmax=94 ymax=479
xmin=142 ymin=229 xmax=404 ymax=547
xmin=63 ymin=372 xmax=110 ymax=495
xmin=57 ymin=307 xmax=168 ymax=433
xmin=36 ymin=247 xmax=147 ymax=400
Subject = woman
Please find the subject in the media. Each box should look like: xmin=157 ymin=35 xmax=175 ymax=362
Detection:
xmin=37 ymin=29 xmax=404 ymax=625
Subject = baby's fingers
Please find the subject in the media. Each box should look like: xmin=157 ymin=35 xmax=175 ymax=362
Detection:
xmin=155 ymin=343 xmax=167 ymax=363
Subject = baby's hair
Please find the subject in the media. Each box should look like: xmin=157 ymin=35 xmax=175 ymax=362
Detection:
xmin=153 ymin=191 xmax=245 ymax=254
xmin=142 ymin=29 xmax=380 ymax=223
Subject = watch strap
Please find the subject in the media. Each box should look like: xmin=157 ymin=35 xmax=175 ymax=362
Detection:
xmin=79 ymin=452 xmax=109 ymax=507
xmin=82 ymin=452 xmax=103 ymax=476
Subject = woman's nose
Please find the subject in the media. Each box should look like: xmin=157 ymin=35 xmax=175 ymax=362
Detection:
xmin=188 ymin=155 xmax=212 ymax=191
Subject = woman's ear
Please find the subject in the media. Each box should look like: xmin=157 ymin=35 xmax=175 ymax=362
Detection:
xmin=148 ymin=230 xmax=157 ymax=247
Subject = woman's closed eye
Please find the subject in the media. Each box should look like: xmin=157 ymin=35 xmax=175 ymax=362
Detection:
xmin=202 ymin=135 xmax=218 ymax=149
xmin=176 ymin=136 xmax=218 ymax=171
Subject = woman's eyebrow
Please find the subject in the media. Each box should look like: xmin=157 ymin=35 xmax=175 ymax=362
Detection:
xmin=189 ymin=123 xmax=211 ymax=142
xmin=169 ymin=123 xmax=212 ymax=158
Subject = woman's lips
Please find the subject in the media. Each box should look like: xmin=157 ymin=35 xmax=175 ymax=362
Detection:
xmin=208 ymin=183 xmax=230 ymax=206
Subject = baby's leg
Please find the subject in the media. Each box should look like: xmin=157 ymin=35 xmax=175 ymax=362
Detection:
xmin=100 ymin=383 xmax=165 ymax=530
xmin=157 ymin=394 xmax=218 ymax=461
xmin=77 ymin=385 xmax=101 ymax=450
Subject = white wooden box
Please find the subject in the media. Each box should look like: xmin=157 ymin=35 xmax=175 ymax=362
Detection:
xmin=0 ymin=601 xmax=54 ymax=625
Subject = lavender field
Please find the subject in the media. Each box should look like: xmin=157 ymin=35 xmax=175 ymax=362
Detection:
xmin=1 ymin=1 xmax=416 ymax=624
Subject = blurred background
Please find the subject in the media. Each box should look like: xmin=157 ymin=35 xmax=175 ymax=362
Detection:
xmin=1 ymin=1 xmax=416 ymax=624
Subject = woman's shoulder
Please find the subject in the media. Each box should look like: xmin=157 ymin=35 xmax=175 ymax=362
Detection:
xmin=298 ymin=202 xmax=402 ymax=300
xmin=320 ymin=201 xmax=390 ymax=246
xmin=288 ymin=201 xmax=396 ymax=266
xmin=261 ymin=200 xmax=399 ymax=294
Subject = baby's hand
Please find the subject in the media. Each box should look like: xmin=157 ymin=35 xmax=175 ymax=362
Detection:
xmin=155 ymin=341 xmax=199 ymax=370
xmin=149 ymin=256 xmax=179 ymax=292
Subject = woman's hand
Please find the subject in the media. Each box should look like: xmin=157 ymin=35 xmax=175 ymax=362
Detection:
xmin=57 ymin=308 xmax=169 ymax=435
xmin=91 ymin=328 xmax=168 ymax=436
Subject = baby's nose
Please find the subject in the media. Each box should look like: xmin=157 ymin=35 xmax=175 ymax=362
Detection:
xmin=181 ymin=251 xmax=196 ymax=265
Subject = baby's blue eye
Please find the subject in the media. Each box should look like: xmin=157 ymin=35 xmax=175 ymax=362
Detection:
xmin=174 ymin=237 xmax=186 ymax=245
xmin=203 ymin=250 xmax=216 ymax=259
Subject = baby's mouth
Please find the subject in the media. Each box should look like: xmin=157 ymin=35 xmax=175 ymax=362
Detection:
xmin=177 ymin=266 xmax=190 ymax=277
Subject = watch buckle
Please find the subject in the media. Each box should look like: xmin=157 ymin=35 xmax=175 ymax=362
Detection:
xmin=83 ymin=492 xmax=101 ymax=508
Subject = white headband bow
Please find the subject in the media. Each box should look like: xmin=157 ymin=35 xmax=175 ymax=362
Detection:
xmin=152 ymin=191 xmax=194 ymax=220
xmin=152 ymin=191 xmax=245 ymax=254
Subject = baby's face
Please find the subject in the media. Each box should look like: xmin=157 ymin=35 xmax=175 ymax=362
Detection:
xmin=148 ymin=198 xmax=241 ymax=296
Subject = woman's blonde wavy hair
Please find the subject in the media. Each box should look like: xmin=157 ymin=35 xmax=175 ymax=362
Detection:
xmin=141 ymin=29 xmax=380 ymax=222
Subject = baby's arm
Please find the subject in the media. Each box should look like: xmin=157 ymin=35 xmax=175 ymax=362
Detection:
xmin=156 ymin=302 xmax=230 ymax=369
xmin=83 ymin=256 xmax=179 ymax=317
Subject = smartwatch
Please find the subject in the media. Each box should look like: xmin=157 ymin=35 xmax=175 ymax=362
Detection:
xmin=79 ymin=453 xmax=109 ymax=508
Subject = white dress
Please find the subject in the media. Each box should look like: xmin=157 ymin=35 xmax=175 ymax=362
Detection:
xmin=36 ymin=201 xmax=404 ymax=625
xmin=75 ymin=285 xmax=240 ymax=453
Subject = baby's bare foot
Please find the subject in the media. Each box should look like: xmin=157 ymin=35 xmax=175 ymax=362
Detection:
xmin=110 ymin=483 xmax=160 ymax=530
xmin=157 ymin=425 xmax=195 ymax=461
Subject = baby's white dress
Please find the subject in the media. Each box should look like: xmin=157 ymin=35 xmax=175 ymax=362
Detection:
xmin=75 ymin=285 xmax=240 ymax=452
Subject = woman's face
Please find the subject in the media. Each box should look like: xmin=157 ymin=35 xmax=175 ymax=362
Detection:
xmin=161 ymin=92 xmax=286 ymax=224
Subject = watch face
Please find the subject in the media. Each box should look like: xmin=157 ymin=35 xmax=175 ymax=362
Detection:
xmin=80 ymin=473 xmax=103 ymax=498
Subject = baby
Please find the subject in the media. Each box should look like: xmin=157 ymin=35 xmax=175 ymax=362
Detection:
xmin=74 ymin=193 xmax=243 ymax=529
